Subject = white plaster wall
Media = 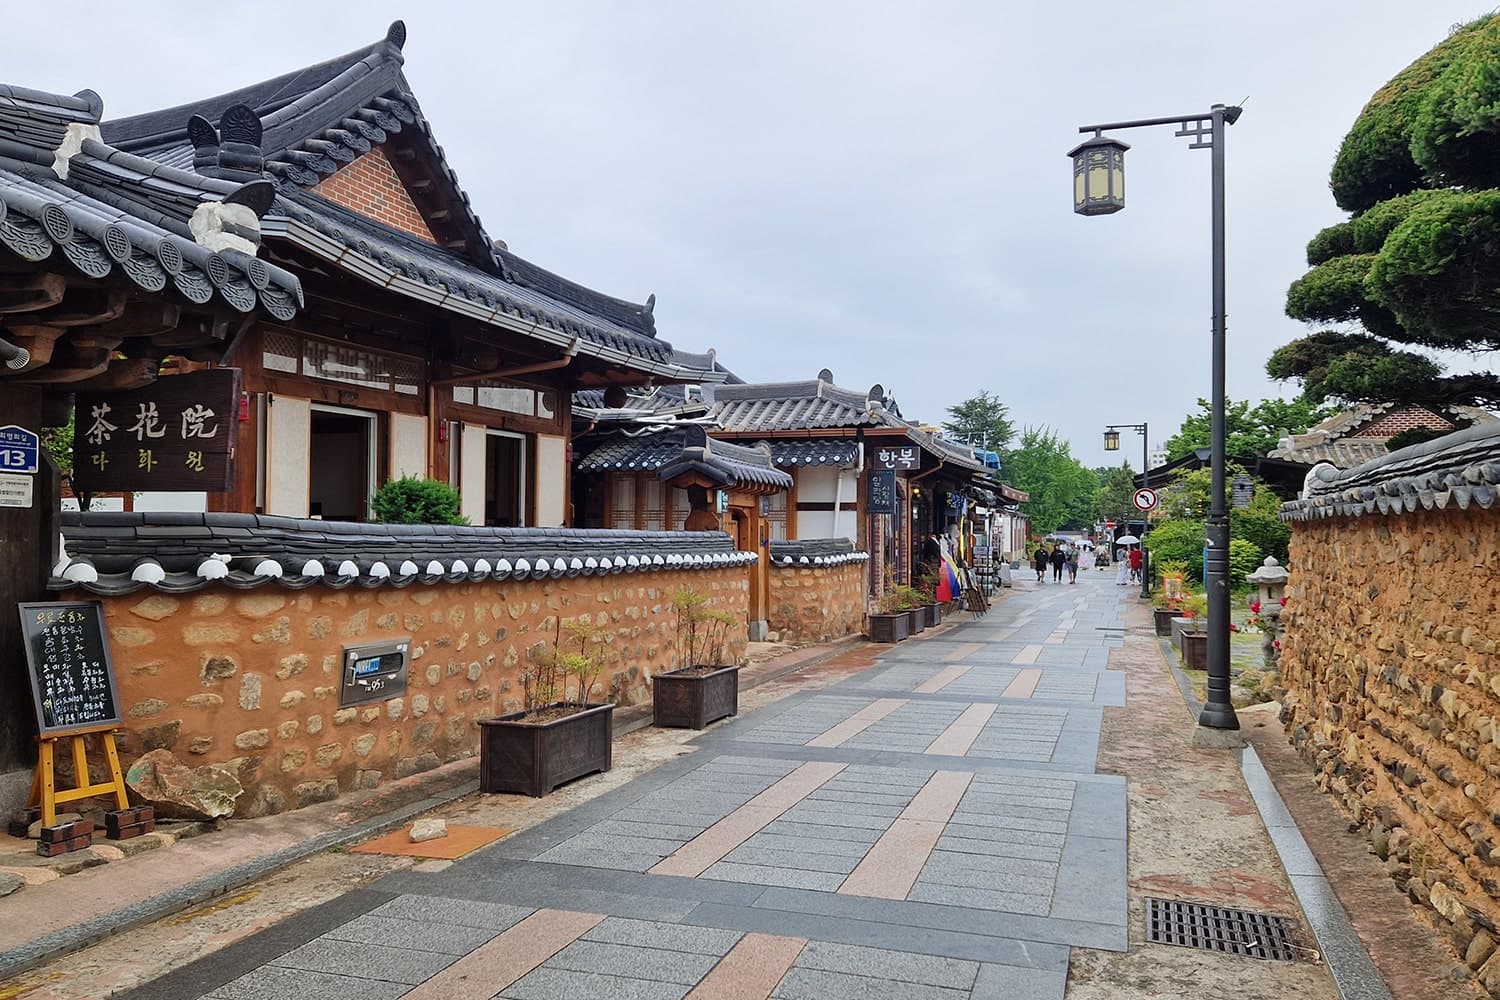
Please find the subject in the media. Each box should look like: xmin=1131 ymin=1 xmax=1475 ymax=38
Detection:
xmin=266 ymin=395 xmax=310 ymax=517
xmin=794 ymin=467 xmax=859 ymax=542
xmin=535 ymin=433 xmax=567 ymax=527
xmin=389 ymin=413 xmax=428 ymax=480
xmin=460 ymin=424 xmax=486 ymax=525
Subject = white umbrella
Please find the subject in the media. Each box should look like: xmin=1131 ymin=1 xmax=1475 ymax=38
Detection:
xmin=1114 ymin=535 xmax=1140 ymax=545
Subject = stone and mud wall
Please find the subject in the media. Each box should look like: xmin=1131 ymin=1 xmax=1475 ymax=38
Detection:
xmin=1280 ymin=506 xmax=1500 ymax=987
xmin=81 ymin=567 xmax=748 ymax=819
xmin=767 ymin=561 xmax=865 ymax=645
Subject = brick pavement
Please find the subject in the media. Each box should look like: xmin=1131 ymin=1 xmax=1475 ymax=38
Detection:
xmin=123 ymin=574 xmax=1130 ymax=1000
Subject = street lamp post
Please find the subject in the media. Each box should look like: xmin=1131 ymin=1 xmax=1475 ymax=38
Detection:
xmin=1071 ymin=104 xmax=1241 ymax=734
xmin=1103 ymin=422 xmax=1150 ymax=600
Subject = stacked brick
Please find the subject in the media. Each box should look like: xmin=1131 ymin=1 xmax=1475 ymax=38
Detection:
xmin=313 ymin=149 xmax=437 ymax=244
xmin=768 ymin=562 xmax=865 ymax=644
xmin=1281 ymin=506 xmax=1500 ymax=991
xmin=87 ymin=568 xmax=749 ymax=820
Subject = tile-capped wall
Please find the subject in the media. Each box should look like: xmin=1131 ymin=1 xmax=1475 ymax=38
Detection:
xmin=768 ymin=561 xmax=865 ymax=644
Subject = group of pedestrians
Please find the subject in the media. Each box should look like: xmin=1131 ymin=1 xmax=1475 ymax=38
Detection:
xmin=1113 ymin=546 xmax=1143 ymax=586
xmin=1031 ymin=540 xmax=1092 ymax=585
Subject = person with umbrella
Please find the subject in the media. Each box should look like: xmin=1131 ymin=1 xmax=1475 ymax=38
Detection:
xmin=1114 ymin=542 xmax=1131 ymax=586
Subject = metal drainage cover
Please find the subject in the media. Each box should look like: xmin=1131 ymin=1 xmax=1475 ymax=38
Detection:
xmin=1146 ymin=897 xmax=1301 ymax=961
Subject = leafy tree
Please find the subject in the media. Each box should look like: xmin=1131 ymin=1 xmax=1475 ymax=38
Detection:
xmin=1271 ymin=15 xmax=1500 ymax=409
xmin=1162 ymin=397 xmax=1332 ymax=461
xmin=1092 ymin=464 xmax=1137 ymax=525
xmin=1001 ymin=427 xmax=1095 ymax=535
xmin=371 ymin=476 xmax=469 ymax=525
xmin=1228 ymin=538 xmax=1263 ymax=590
xmin=1151 ymin=464 xmax=1290 ymax=567
xmin=941 ymin=391 xmax=1015 ymax=451
xmin=1144 ymin=519 xmax=1206 ymax=580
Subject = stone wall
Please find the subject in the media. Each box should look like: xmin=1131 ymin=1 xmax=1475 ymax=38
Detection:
xmin=87 ymin=567 xmax=748 ymax=818
xmin=768 ymin=561 xmax=865 ymax=644
xmin=1280 ymin=506 xmax=1500 ymax=987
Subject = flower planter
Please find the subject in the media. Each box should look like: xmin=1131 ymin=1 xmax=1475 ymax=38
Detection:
xmin=925 ymin=603 xmax=942 ymax=628
xmin=1153 ymin=608 xmax=1178 ymax=637
xmin=867 ymin=613 xmax=909 ymax=644
xmin=907 ymin=608 xmax=926 ymax=635
xmin=1170 ymin=616 xmax=1197 ymax=646
xmin=1180 ymin=631 xmax=1208 ymax=671
xmin=653 ymin=665 xmax=740 ymax=730
xmin=478 ymin=702 xmax=615 ymax=798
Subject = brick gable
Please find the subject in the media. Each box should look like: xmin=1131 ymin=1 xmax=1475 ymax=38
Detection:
xmin=1352 ymin=406 xmax=1453 ymax=439
xmin=313 ymin=147 xmax=437 ymax=244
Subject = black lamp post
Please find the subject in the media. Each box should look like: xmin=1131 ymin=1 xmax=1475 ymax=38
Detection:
xmin=1103 ymin=422 xmax=1150 ymax=600
xmin=1071 ymin=105 xmax=1242 ymax=734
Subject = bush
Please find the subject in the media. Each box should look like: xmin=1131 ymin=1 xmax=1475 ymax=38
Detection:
xmin=1144 ymin=519 xmax=1206 ymax=581
xmin=1228 ymin=538 xmax=1262 ymax=590
xmin=371 ymin=476 xmax=468 ymax=525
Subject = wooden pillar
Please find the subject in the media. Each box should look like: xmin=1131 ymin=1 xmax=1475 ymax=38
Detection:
xmin=0 ymin=384 xmax=51 ymax=770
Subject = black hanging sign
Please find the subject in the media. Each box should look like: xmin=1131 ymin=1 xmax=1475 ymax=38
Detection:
xmin=17 ymin=601 xmax=122 ymax=736
xmin=868 ymin=470 xmax=896 ymax=515
xmin=874 ymin=445 xmax=919 ymax=471
xmin=72 ymin=369 xmax=241 ymax=493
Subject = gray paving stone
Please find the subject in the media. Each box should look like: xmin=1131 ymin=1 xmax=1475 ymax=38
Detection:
xmin=531 ymin=846 xmax=666 ymax=872
xmin=749 ymin=833 xmax=873 ymax=858
xmin=971 ymin=963 xmax=1069 ymax=999
xmin=724 ymin=845 xmax=861 ymax=874
xmin=321 ymin=913 xmax=495 ymax=955
xmin=702 ymin=861 xmax=848 ymax=891
xmin=926 ymin=850 xmax=1059 ymax=880
xmin=204 ymin=966 xmax=410 ymax=1000
xmin=772 ymin=967 xmax=969 ymax=1000
xmin=940 ymin=822 xmax=1066 ymax=848
xmin=936 ymin=836 xmax=1063 ymax=863
xmin=763 ymin=820 xmax=882 ymax=843
xmin=501 ymin=966 xmax=690 ymax=1000
xmin=365 ymin=894 xmax=530 ymax=930
xmin=907 ymin=883 xmax=1053 ymax=915
xmin=590 ymin=819 xmax=708 ymax=841
xmin=583 ymin=916 xmax=742 ymax=956
xmin=271 ymin=937 xmax=455 ymax=984
xmin=795 ymin=940 xmax=980 ymax=989
xmin=549 ymin=939 xmax=721 ymax=985
xmin=776 ymin=807 xmax=893 ymax=831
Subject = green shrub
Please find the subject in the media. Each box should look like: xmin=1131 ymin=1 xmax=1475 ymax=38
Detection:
xmin=1305 ymin=223 xmax=1355 ymax=266
xmin=1144 ymin=519 xmax=1206 ymax=581
xmin=371 ymin=476 xmax=468 ymax=525
xmin=1228 ymin=538 xmax=1262 ymax=590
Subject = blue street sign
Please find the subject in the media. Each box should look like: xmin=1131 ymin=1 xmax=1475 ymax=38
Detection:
xmin=0 ymin=425 xmax=39 ymax=474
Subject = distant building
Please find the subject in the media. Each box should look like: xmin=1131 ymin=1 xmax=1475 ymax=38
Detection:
xmin=1269 ymin=403 xmax=1497 ymax=471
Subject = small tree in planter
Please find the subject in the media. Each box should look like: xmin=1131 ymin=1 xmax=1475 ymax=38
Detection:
xmin=916 ymin=569 xmax=944 ymax=627
xmin=892 ymin=584 xmax=927 ymax=634
xmin=867 ymin=589 xmax=910 ymax=644
xmin=654 ymin=589 xmax=741 ymax=729
xmin=479 ymin=618 xmax=616 ymax=797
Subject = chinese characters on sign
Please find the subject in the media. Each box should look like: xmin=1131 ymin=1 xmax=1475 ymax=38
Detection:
xmin=72 ymin=369 xmax=240 ymax=493
xmin=874 ymin=446 xmax=919 ymax=471
xmin=17 ymin=602 xmax=121 ymax=735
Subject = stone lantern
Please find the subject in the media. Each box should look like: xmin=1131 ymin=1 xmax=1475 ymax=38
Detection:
xmin=1246 ymin=556 xmax=1289 ymax=668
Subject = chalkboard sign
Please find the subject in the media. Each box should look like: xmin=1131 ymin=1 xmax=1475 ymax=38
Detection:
xmin=868 ymin=470 xmax=896 ymax=515
xmin=17 ymin=602 xmax=122 ymax=736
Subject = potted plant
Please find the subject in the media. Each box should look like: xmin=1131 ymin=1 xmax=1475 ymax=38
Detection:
xmin=653 ymin=589 xmax=741 ymax=730
xmin=893 ymin=584 xmax=927 ymax=635
xmin=867 ymin=590 xmax=910 ymax=643
xmin=1177 ymin=593 xmax=1209 ymax=670
xmin=1152 ymin=560 xmax=1189 ymax=636
xmin=479 ymin=619 xmax=615 ymax=797
xmin=917 ymin=569 xmax=943 ymax=627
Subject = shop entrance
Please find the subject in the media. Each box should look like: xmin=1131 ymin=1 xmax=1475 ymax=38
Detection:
xmin=309 ymin=405 xmax=376 ymax=521
xmin=485 ymin=430 xmax=526 ymax=527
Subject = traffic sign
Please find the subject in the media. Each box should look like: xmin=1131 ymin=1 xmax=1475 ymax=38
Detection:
xmin=1132 ymin=487 xmax=1158 ymax=512
xmin=0 ymin=425 xmax=40 ymax=474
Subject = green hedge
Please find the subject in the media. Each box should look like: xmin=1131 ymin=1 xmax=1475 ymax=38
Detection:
xmin=371 ymin=476 xmax=468 ymax=526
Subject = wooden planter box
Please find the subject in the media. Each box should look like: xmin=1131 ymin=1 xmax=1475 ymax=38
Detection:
xmin=1170 ymin=617 xmax=1198 ymax=645
xmin=1153 ymin=608 xmax=1178 ymax=636
xmin=925 ymin=603 xmax=942 ymax=628
xmin=907 ymin=608 xmax=926 ymax=635
xmin=1180 ymin=631 xmax=1208 ymax=670
xmin=867 ymin=613 xmax=909 ymax=643
xmin=653 ymin=665 xmax=740 ymax=730
xmin=478 ymin=702 xmax=615 ymax=798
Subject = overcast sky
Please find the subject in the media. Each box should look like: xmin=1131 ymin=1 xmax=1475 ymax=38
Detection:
xmin=4 ymin=2 xmax=1488 ymax=469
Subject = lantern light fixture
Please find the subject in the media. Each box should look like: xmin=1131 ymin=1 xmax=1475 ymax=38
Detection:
xmin=1067 ymin=132 xmax=1129 ymax=216
xmin=1103 ymin=428 xmax=1121 ymax=452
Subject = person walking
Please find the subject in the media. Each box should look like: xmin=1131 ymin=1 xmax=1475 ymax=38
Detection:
xmin=1115 ymin=548 xmax=1130 ymax=586
xmin=1079 ymin=545 xmax=1095 ymax=573
xmin=1033 ymin=545 xmax=1049 ymax=582
xmin=1065 ymin=545 xmax=1079 ymax=584
xmin=1128 ymin=546 xmax=1144 ymax=584
xmin=1050 ymin=544 xmax=1066 ymax=583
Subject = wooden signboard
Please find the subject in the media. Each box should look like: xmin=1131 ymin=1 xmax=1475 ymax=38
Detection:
xmin=17 ymin=601 xmax=122 ymax=736
xmin=868 ymin=470 xmax=896 ymax=514
xmin=874 ymin=445 xmax=919 ymax=471
xmin=72 ymin=369 xmax=241 ymax=493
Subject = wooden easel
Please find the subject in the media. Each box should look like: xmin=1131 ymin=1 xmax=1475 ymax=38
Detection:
xmin=27 ymin=725 xmax=129 ymax=827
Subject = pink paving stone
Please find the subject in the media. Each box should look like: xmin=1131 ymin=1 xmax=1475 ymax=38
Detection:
xmin=840 ymin=770 xmax=971 ymax=899
xmin=900 ymin=770 xmax=974 ymax=821
xmin=1001 ymin=668 xmax=1043 ymax=700
xmin=650 ymin=761 xmax=847 ymax=878
xmin=402 ymin=909 xmax=603 ymax=1000
xmin=942 ymin=643 xmax=985 ymax=662
xmin=686 ymin=932 xmax=807 ymax=999
xmin=913 ymin=664 xmax=975 ymax=694
xmin=924 ymin=705 xmax=997 ymax=757
xmin=1011 ymin=644 xmax=1043 ymax=665
xmin=805 ymin=698 xmax=907 ymax=748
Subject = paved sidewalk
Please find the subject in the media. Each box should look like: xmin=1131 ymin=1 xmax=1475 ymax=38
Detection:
xmin=117 ymin=577 xmax=1131 ymax=999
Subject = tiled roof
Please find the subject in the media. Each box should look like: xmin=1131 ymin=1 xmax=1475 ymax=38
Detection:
xmin=575 ymin=426 xmax=791 ymax=491
xmin=1269 ymin=404 xmax=1498 ymax=469
xmin=0 ymin=85 xmax=301 ymax=318
xmin=52 ymin=513 xmax=756 ymax=595
xmin=769 ymin=538 xmax=869 ymax=567
xmin=710 ymin=380 xmax=886 ymax=432
xmin=1280 ymin=422 xmax=1500 ymax=522
xmin=769 ymin=440 xmax=860 ymax=467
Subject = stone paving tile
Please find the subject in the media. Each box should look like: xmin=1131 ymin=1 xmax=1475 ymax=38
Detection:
xmin=723 ymin=844 xmax=862 ymax=874
xmin=204 ymin=965 xmax=411 ymax=1000
xmin=321 ymin=914 xmax=496 ymax=955
xmin=270 ymin=937 xmax=456 ymax=984
xmin=795 ymin=940 xmax=981 ymax=990
xmin=365 ymin=894 xmax=532 ymax=930
xmin=772 ymin=967 xmax=970 ymax=1000
xmin=701 ymin=860 xmax=849 ymax=891
xmin=549 ymin=938 xmax=723 ymax=985
xmin=500 ymin=966 xmax=691 ymax=1000
xmin=582 ymin=917 xmax=742 ymax=956
xmin=906 ymin=882 xmax=1053 ymax=915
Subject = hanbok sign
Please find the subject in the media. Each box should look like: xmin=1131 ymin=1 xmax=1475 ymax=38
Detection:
xmin=874 ymin=446 xmax=919 ymax=471
xmin=72 ymin=370 xmax=240 ymax=493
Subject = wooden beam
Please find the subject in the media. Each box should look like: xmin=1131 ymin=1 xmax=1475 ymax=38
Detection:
xmin=64 ymin=358 xmax=159 ymax=391
xmin=0 ymin=273 xmax=67 ymax=315
xmin=23 ymin=288 xmax=127 ymax=328
xmin=1 ymin=325 xmax=64 ymax=371
xmin=91 ymin=302 xmax=182 ymax=339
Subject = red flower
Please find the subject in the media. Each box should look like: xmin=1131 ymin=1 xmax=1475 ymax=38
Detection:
xmin=1249 ymin=601 xmax=1261 ymax=613
xmin=1273 ymin=639 xmax=1282 ymax=651
xmin=1279 ymin=597 xmax=1287 ymax=606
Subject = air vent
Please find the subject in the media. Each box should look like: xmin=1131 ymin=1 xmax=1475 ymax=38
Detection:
xmin=1146 ymin=898 xmax=1302 ymax=961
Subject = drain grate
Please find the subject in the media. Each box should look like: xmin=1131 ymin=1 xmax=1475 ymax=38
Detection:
xmin=1146 ymin=897 xmax=1301 ymax=961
